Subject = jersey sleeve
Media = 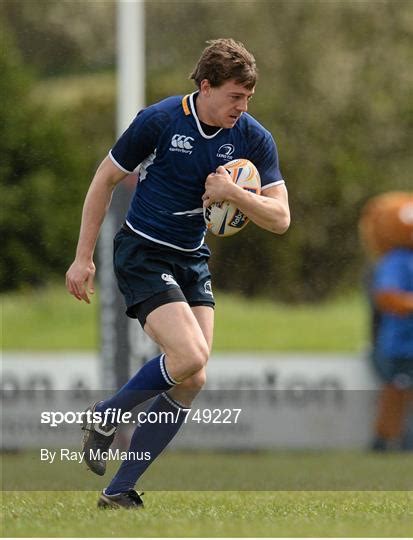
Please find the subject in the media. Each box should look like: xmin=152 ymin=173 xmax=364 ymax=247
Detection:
xmin=248 ymin=127 xmax=284 ymax=190
xmin=109 ymin=106 xmax=169 ymax=173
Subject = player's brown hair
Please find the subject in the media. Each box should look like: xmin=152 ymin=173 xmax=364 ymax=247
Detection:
xmin=190 ymin=38 xmax=257 ymax=89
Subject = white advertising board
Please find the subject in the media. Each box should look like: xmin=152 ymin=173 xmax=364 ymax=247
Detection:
xmin=1 ymin=352 xmax=380 ymax=449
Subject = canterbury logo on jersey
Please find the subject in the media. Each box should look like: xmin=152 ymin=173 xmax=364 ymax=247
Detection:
xmin=161 ymin=273 xmax=178 ymax=286
xmin=204 ymin=280 xmax=213 ymax=296
xmin=170 ymin=134 xmax=194 ymax=154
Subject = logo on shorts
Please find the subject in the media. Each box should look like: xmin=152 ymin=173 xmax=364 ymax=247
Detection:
xmin=217 ymin=143 xmax=234 ymax=160
xmin=170 ymin=134 xmax=194 ymax=155
xmin=204 ymin=280 xmax=213 ymax=296
xmin=161 ymin=273 xmax=178 ymax=286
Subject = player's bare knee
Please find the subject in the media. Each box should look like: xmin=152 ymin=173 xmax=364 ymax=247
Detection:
xmin=164 ymin=340 xmax=209 ymax=380
xmin=188 ymin=342 xmax=209 ymax=374
xmin=176 ymin=338 xmax=209 ymax=372
xmin=176 ymin=351 xmax=208 ymax=379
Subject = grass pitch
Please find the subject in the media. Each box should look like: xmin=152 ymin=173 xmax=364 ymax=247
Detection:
xmin=2 ymin=451 xmax=412 ymax=537
xmin=2 ymin=490 xmax=412 ymax=537
xmin=1 ymin=285 xmax=367 ymax=352
xmin=3 ymin=450 xmax=412 ymax=492
xmin=1 ymin=286 xmax=406 ymax=538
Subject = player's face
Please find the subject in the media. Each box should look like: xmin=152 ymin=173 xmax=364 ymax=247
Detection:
xmin=199 ymin=79 xmax=255 ymax=128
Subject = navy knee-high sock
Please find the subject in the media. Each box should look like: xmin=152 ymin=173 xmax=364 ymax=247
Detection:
xmin=104 ymin=393 xmax=190 ymax=495
xmin=96 ymin=354 xmax=179 ymax=420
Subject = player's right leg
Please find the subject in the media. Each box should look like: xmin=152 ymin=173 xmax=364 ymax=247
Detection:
xmin=82 ymin=301 xmax=209 ymax=475
xmin=99 ymin=302 xmax=211 ymax=500
xmin=82 ymin=227 xmax=212 ymax=477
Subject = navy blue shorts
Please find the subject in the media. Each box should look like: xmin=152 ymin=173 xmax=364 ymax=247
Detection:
xmin=113 ymin=225 xmax=215 ymax=327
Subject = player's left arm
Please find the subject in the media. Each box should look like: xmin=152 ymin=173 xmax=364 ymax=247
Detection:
xmin=203 ymin=126 xmax=290 ymax=234
xmin=203 ymin=166 xmax=290 ymax=234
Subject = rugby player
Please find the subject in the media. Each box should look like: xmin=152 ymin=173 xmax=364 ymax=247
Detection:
xmin=66 ymin=38 xmax=290 ymax=509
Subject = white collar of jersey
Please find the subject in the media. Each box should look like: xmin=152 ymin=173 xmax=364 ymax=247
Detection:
xmin=189 ymin=92 xmax=223 ymax=140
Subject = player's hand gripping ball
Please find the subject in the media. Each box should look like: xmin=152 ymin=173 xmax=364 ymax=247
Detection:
xmin=203 ymin=158 xmax=261 ymax=237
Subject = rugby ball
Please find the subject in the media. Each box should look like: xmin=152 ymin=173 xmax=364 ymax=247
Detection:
xmin=204 ymin=158 xmax=261 ymax=237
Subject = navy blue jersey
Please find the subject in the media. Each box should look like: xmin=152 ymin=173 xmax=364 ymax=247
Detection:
xmin=110 ymin=92 xmax=284 ymax=251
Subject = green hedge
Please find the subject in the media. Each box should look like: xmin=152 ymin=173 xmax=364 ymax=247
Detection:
xmin=0 ymin=26 xmax=116 ymax=291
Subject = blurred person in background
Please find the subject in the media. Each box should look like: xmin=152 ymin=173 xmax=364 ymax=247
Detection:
xmin=359 ymin=192 xmax=413 ymax=451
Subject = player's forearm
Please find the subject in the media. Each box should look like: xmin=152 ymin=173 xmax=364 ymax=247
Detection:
xmin=75 ymin=159 xmax=126 ymax=262
xmin=75 ymin=182 xmax=114 ymax=262
xmin=227 ymin=185 xmax=290 ymax=234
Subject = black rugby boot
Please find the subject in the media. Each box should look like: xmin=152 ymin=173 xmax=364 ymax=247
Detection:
xmin=97 ymin=489 xmax=145 ymax=509
xmin=81 ymin=402 xmax=117 ymax=476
